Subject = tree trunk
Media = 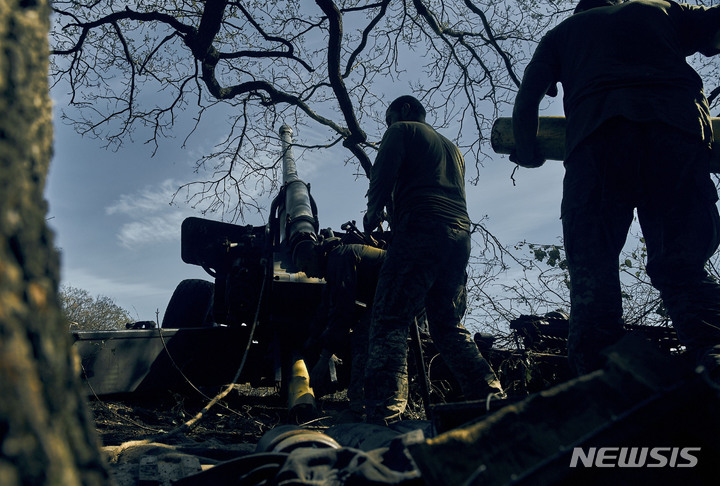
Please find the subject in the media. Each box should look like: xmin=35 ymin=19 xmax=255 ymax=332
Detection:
xmin=0 ymin=1 xmax=111 ymax=484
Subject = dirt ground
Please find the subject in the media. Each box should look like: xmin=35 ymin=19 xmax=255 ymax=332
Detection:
xmin=87 ymin=384 xmax=367 ymax=484
xmin=84 ymin=336 xmax=720 ymax=485
xmin=88 ymin=384 xmax=356 ymax=447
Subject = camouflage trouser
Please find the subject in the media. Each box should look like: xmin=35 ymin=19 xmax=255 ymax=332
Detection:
xmin=562 ymin=119 xmax=720 ymax=375
xmin=363 ymin=220 xmax=501 ymax=423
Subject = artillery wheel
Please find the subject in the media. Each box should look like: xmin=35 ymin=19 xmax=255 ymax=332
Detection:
xmin=161 ymin=279 xmax=215 ymax=328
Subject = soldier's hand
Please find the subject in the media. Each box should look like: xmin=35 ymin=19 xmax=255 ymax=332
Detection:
xmin=363 ymin=212 xmax=381 ymax=235
xmin=509 ymin=149 xmax=546 ymax=169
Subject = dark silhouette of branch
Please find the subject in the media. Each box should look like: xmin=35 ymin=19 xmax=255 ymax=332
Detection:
xmin=709 ymin=85 xmax=720 ymax=106
xmin=49 ymin=0 xmax=717 ymax=222
xmin=316 ymin=0 xmax=372 ymax=178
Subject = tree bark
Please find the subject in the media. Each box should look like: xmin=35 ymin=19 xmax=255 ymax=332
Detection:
xmin=0 ymin=1 xmax=110 ymax=484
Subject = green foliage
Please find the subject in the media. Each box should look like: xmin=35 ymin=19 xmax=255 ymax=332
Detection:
xmin=515 ymin=227 xmax=687 ymax=328
xmin=60 ymin=285 xmax=133 ymax=331
xmin=528 ymin=243 xmax=566 ymax=270
xmin=469 ymin=225 xmax=683 ymax=334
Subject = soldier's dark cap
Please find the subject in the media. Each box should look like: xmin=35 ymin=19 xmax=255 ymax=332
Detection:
xmin=574 ymin=0 xmax=624 ymax=14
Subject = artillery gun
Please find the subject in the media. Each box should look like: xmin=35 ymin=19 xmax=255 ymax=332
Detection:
xmin=173 ymin=124 xmax=321 ymax=328
xmin=162 ymin=124 xmax=324 ymax=398
xmin=73 ymin=125 xmax=362 ymax=413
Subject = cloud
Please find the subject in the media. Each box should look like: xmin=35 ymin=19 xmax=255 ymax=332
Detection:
xmin=114 ymin=214 xmax=186 ymax=249
xmin=106 ymin=179 xmax=179 ymax=215
xmin=106 ymin=179 xmax=192 ymax=249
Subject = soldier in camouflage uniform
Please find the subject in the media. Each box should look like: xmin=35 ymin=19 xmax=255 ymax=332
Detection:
xmin=363 ymin=95 xmax=504 ymax=424
xmin=512 ymin=0 xmax=720 ymax=376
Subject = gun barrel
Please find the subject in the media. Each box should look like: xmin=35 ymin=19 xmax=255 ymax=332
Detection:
xmin=280 ymin=124 xmax=301 ymax=184
xmin=491 ymin=116 xmax=720 ymax=172
xmin=278 ymin=125 xmax=318 ymax=267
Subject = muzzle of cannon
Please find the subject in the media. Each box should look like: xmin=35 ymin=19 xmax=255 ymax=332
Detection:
xmin=278 ymin=124 xmax=319 ymax=271
xmin=491 ymin=116 xmax=720 ymax=172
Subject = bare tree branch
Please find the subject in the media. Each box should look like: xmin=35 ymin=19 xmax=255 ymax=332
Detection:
xmin=48 ymin=0 xmax=720 ymax=333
